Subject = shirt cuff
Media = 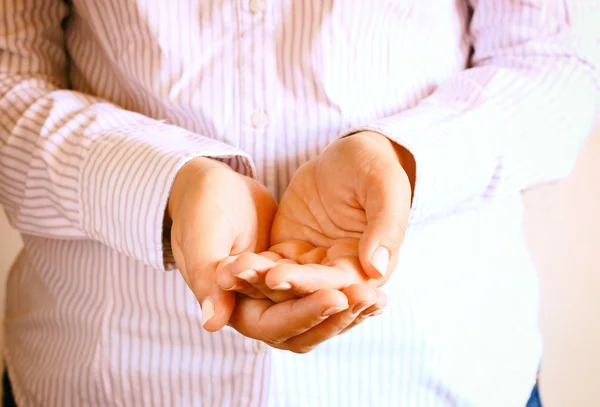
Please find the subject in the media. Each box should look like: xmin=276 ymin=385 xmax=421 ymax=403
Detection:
xmin=79 ymin=121 xmax=255 ymax=271
xmin=341 ymin=104 xmax=499 ymax=226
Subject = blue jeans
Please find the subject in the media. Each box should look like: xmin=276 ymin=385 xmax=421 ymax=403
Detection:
xmin=526 ymin=383 xmax=542 ymax=407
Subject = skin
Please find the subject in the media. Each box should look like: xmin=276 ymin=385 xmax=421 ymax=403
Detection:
xmin=216 ymin=131 xmax=415 ymax=339
xmin=167 ymin=150 xmax=396 ymax=352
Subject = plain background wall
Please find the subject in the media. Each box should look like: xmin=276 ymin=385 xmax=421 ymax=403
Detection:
xmin=0 ymin=125 xmax=599 ymax=406
xmin=523 ymin=124 xmax=600 ymax=406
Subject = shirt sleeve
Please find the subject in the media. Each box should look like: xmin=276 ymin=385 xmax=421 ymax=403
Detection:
xmin=343 ymin=0 xmax=600 ymax=226
xmin=0 ymin=0 xmax=255 ymax=270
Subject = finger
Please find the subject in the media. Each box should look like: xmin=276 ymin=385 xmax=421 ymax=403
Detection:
xmin=339 ymin=288 xmax=388 ymax=334
xmin=226 ymin=252 xmax=285 ymax=299
xmin=338 ymin=309 xmax=384 ymax=335
xmin=247 ymin=181 xmax=279 ymax=253
xmin=229 ymin=289 xmax=349 ymax=344
xmin=231 ymin=252 xmax=278 ymax=282
xmin=364 ymin=288 xmax=388 ymax=315
xmin=221 ymin=278 xmax=268 ymax=300
xmin=216 ymin=255 xmax=268 ymax=299
xmin=269 ymin=240 xmax=328 ymax=264
xmin=200 ymin=286 xmax=237 ymax=332
xmin=180 ymin=194 xmax=250 ymax=331
xmin=215 ymin=255 xmax=240 ymax=290
xmin=257 ymin=251 xmax=284 ymax=262
xmin=358 ymin=162 xmax=411 ymax=280
xmin=277 ymin=285 xmax=377 ymax=353
xmin=264 ymin=256 xmax=368 ymax=295
xmin=175 ymin=238 xmax=237 ymax=331
xmin=228 ymin=252 xmax=298 ymax=303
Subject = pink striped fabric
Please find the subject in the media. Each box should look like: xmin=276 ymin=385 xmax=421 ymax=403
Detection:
xmin=1 ymin=0 xmax=598 ymax=406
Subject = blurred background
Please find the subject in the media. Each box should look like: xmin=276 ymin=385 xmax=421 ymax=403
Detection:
xmin=1 ymin=125 xmax=599 ymax=407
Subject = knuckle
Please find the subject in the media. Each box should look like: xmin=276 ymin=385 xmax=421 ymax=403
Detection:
xmin=388 ymin=219 xmax=407 ymax=239
xmin=262 ymin=336 xmax=283 ymax=346
xmin=366 ymin=171 xmax=398 ymax=199
xmin=237 ymin=251 xmax=255 ymax=263
xmin=369 ymin=217 xmax=406 ymax=248
xmin=366 ymin=278 xmax=383 ymax=289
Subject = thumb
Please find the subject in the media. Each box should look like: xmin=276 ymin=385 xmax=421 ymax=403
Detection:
xmin=199 ymin=285 xmax=236 ymax=333
xmin=173 ymin=233 xmax=236 ymax=332
xmin=182 ymin=227 xmax=237 ymax=332
xmin=358 ymin=166 xmax=411 ymax=280
xmin=180 ymin=195 xmax=252 ymax=332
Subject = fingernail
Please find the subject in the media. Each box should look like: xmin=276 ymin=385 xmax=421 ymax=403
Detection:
xmin=367 ymin=309 xmax=384 ymax=317
xmin=201 ymin=298 xmax=215 ymax=327
xmin=370 ymin=246 xmax=390 ymax=278
xmin=351 ymin=302 xmax=369 ymax=315
xmin=236 ymin=269 xmax=258 ymax=283
xmin=271 ymin=282 xmax=292 ymax=290
xmin=223 ymin=283 xmax=242 ymax=291
xmin=322 ymin=305 xmax=348 ymax=317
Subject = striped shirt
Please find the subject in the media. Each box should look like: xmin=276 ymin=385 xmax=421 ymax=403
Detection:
xmin=1 ymin=0 xmax=599 ymax=406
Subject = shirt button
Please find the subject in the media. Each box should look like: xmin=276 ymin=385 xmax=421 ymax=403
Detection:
xmin=250 ymin=111 xmax=269 ymax=128
xmin=249 ymin=0 xmax=265 ymax=13
xmin=253 ymin=340 xmax=268 ymax=354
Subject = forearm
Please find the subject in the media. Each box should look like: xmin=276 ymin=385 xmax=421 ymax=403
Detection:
xmin=0 ymin=0 xmax=255 ymax=270
xmin=341 ymin=0 xmax=599 ymax=225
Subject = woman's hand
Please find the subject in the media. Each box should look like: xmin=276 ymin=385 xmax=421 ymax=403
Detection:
xmin=216 ymin=131 xmax=413 ymax=344
xmin=218 ymin=131 xmax=414 ymax=299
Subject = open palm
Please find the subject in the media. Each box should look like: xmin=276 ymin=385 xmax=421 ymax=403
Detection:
xmin=215 ymin=133 xmax=412 ymax=338
xmin=214 ymin=157 xmax=374 ymax=303
xmin=268 ymin=132 xmax=413 ymax=292
xmin=265 ymin=157 xmax=375 ymax=293
xmin=219 ymin=132 xmax=413 ymax=301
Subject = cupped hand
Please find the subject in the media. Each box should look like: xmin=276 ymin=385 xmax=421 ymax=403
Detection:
xmin=217 ymin=241 xmax=373 ymax=303
xmin=227 ymin=283 xmax=385 ymax=353
xmin=217 ymin=131 xmax=414 ymax=301
xmin=168 ymin=157 xmax=381 ymax=352
xmin=212 ymin=247 xmax=386 ymax=352
xmin=271 ymin=131 xmax=414 ymax=282
xmin=167 ymin=157 xmax=277 ymax=331
xmin=214 ymin=232 xmax=388 ymax=343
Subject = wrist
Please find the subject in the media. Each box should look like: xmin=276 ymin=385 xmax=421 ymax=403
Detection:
xmin=167 ymin=157 xmax=230 ymax=221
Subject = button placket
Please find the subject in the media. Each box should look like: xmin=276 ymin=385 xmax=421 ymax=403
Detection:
xmin=250 ymin=110 xmax=270 ymax=128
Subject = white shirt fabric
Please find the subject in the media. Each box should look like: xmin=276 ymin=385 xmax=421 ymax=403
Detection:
xmin=1 ymin=0 xmax=599 ymax=406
